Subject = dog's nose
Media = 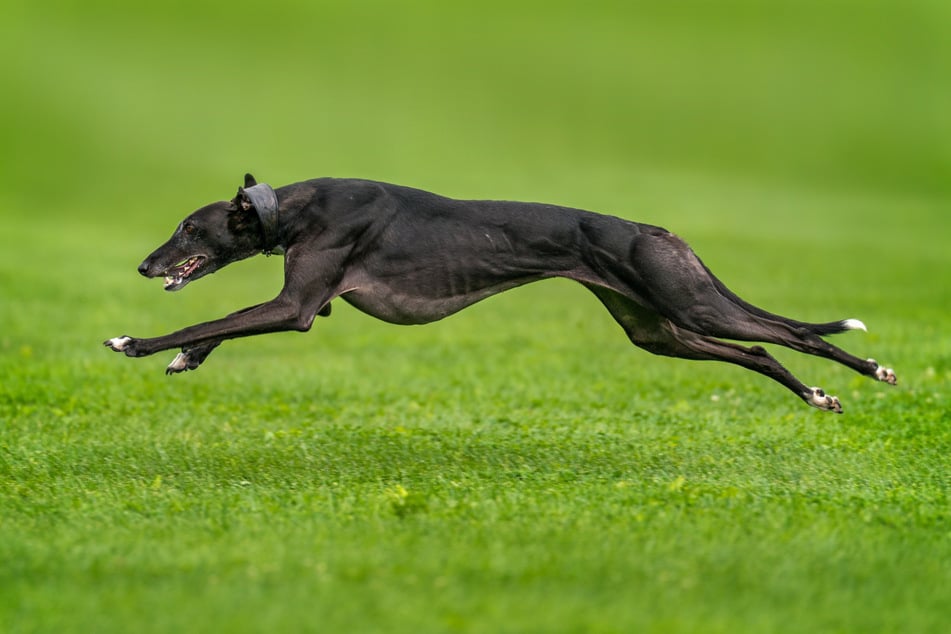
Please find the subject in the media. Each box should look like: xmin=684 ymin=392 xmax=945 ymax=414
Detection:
xmin=137 ymin=259 xmax=151 ymax=277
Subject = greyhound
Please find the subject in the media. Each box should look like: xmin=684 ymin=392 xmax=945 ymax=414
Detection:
xmin=105 ymin=174 xmax=897 ymax=412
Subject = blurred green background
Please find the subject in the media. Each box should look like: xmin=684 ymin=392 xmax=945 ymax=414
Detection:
xmin=2 ymin=2 xmax=950 ymax=632
xmin=2 ymin=0 xmax=949 ymax=367
xmin=2 ymin=0 xmax=949 ymax=212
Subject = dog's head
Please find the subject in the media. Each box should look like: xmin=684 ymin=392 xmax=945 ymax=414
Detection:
xmin=137 ymin=173 xmax=274 ymax=291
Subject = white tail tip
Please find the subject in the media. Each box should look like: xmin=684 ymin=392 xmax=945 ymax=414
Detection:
xmin=843 ymin=319 xmax=867 ymax=332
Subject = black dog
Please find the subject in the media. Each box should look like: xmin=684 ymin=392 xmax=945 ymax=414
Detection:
xmin=105 ymin=174 xmax=896 ymax=412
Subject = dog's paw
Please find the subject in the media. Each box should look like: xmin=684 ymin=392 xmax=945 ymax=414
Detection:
xmin=869 ymin=359 xmax=897 ymax=385
xmin=104 ymin=336 xmax=131 ymax=351
xmin=166 ymin=346 xmax=215 ymax=374
xmin=166 ymin=352 xmax=190 ymax=375
xmin=104 ymin=336 xmax=138 ymax=356
xmin=807 ymin=387 xmax=843 ymax=413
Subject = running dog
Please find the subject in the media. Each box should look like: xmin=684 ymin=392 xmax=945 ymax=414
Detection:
xmin=105 ymin=174 xmax=897 ymax=412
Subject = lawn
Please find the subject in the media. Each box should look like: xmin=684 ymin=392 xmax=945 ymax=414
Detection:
xmin=1 ymin=2 xmax=949 ymax=633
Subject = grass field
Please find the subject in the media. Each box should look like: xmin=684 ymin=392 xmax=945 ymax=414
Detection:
xmin=2 ymin=2 xmax=950 ymax=633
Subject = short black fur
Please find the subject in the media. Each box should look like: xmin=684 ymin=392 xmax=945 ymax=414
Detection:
xmin=107 ymin=175 xmax=897 ymax=412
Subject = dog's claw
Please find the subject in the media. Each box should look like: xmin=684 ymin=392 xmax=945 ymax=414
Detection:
xmin=869 ymin=359 xmax=897 ymax=385
xmin=807 ymin=387 xmax=843 ymax=413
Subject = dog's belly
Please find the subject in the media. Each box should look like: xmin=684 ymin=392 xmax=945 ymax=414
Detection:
xmin=339 ymin=274 xmax=545 ymax=325
xmin=334 ymin=206 xmax=622 ymax=324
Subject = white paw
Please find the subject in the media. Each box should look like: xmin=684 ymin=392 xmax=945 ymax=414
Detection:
xmin=166 ymin=352 xmax=189 ymax=374
xmin=870 ymin=360 xmax=897 ymax=385
xmin=105 ymin=336 xmax=132 ymax=352
xmin=807 ymin=387 xmax=842 ymax=413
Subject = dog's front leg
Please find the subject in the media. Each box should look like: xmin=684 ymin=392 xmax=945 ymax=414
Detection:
xmin=162 ymin=300 xmax=269 ymax=373
xmin=106 ymin=240 xmax=345 ymax=367
xmin=165 ymin=342 xmax=221 ymax=374
xmin=162 ymin=301 xmax=333 ymax=374
xmin=104 ymin=289 xmax=327 ymax=359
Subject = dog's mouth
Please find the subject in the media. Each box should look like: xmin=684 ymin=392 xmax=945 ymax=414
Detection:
xmin=163 ymin=256 xmax=206 ymax=291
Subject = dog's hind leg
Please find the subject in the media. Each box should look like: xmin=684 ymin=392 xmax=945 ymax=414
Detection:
xmin=619 ymin=230 xmax=896 ymax=385
xmin=678 ymin=290 xmax=896 ymax=385
xmin=586 ymin=285 xmax=843 ymax=411
xmin=664 ymin=326 xmax=844 ymax=412
xmin=705 ymin=312 xmax=896 ymax=385
xmin=687 ymin=260 xmax=898 ymax=385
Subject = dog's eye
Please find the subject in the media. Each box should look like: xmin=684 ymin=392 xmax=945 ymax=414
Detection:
xmin=183 ymin=223 xmax=196 ymax=235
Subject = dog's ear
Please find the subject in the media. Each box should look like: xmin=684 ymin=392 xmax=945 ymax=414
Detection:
xmin=244 ymin=173 xmax=257 ymax=188
xmin=228 ymin=191 xmax=262 ymax=233
xmin=233 ymin=186 xmax=254 ymax=212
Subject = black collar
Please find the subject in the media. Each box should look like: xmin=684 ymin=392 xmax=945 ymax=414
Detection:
xmin=241 ymin=183 xmax=283 ymax=255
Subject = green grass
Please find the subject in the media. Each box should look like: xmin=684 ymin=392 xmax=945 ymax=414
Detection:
xmin=2 ymin=1 xmax=950 ymax=633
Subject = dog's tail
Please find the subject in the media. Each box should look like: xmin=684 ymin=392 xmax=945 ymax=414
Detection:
xmin=701 ymin=261 xmax=867 ymax=336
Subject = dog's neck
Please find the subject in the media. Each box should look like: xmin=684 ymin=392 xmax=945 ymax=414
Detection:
xmin=242 ymin=183 xmax=284 ymax=255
